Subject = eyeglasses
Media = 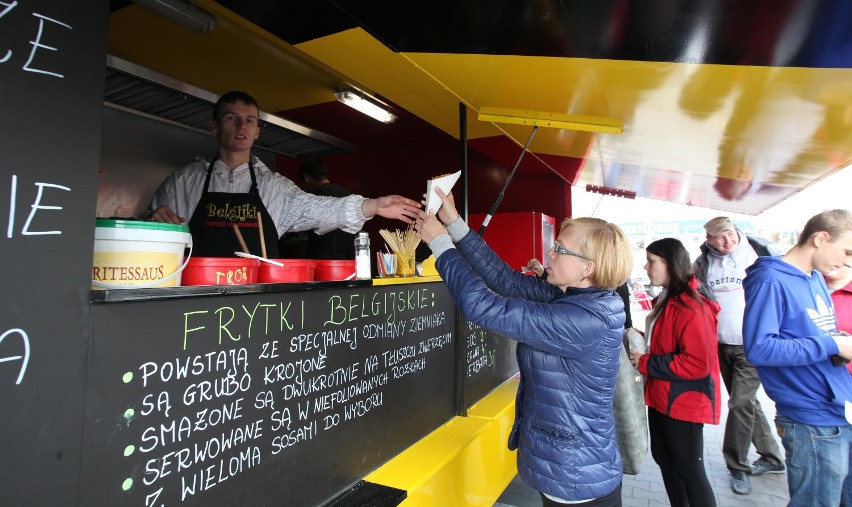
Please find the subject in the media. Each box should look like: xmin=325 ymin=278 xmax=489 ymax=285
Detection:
xmin=551 ymin=242 xmax=590 ymax=261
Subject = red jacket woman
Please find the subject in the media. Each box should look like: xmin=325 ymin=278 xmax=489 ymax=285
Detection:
xmin=638 ymin=282 xmax=721 ymax=424
xmin=630 ymin=237 xmax=721 ymax=507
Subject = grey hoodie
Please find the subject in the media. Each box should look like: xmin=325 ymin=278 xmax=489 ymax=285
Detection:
xmin=693 ymin=231 xmax=758 ymax=345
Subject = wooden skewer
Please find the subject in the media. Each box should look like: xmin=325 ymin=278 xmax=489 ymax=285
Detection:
xmin=232 ymin=223 xmax=249 ymax=254
xmin=379 ymin=224 xmax=421 ymax=255
xmin=257 ymin=212 xmax=267 ymax=258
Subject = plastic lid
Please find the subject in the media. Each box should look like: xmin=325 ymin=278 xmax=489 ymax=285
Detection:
xmin=95 ymin=218 xmax=190 ymax=233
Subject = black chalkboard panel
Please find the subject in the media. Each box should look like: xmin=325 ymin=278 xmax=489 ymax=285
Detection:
xmin=463 ymin=320 xmax=518 ymax=408
xmin=81 ymin=283 xmax=456 ymax=507
xmin=0 ymin=1 xmax=108 ymax=505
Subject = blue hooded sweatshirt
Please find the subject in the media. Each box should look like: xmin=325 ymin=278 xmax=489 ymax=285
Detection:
xmin=743 ymin=256 xmax=852 ymax=426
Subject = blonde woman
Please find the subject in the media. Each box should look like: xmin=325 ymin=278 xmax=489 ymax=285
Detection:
xmin=416 ymin=189 xmax=632 ymax=506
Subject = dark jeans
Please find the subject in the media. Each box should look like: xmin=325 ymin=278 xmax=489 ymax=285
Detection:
xmin=649 ymin=408 xmax=716 ymax=507
xmin=540 ymin=483 xmax=622 ymax=506
xmin=718 ymin=344 xmax=783 ymax=471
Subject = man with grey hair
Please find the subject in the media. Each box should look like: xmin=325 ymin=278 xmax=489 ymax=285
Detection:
xmin=694 ymin=217 xmax=784 ymax=495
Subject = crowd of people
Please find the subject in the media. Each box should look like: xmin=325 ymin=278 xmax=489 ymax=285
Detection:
xmin=143 ymin=89 xmax=852 ymax=506
xmin=415 ymin=194 xmax=852 ymax=507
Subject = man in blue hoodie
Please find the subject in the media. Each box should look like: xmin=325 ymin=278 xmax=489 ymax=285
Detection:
xmin=743 ymin=209 xmax=852 ymax=506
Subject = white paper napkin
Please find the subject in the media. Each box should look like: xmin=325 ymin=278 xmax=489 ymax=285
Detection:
xmin=426 ymin=171 xmax=461 ymax=214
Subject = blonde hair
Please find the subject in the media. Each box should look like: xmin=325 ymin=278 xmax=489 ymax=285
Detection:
xmin=559 ymin=217 xmax=633 ymax=290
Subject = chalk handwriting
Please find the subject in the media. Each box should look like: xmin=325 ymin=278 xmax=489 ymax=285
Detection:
xmin=180 ymin=446 xmax=261 ymax=499
xmin=465 ymin=322 xmax=497 ymax=377
xmin=0 ymin=2 xmax=16 ymax=63
xmin=139 ymin=348 xmax=248 ymax=387
xmin=141 ymin=391 xmax=173 ymax=418
xmin=254 ymin=390 xmax=274 ymax=410
xmin=270 ymin=421 xmax=316 ymax=454
xmin=1 ymin=3 xmax=73 ymax=77
xmin=24 ymin=181 xmax=71 ymax=235
xmin=5 ymin=175 xmax=14 ymax=238
xmin=183 ymin=301 xmax=302 ymax=351
xmin=139 ymin=398 xmax=247 ymax=453
xmin=409 ymin=312 xmax=446 ymax=333
xmin=23 ymin=13 xmax=71 ymax=77
xmin=258 ymin=340 xmax=279 ymax=360
xmin=182 ymin=372 xmax=251 ymax=406
xmin=100 ymin=285 xmax=458 ymax=505
xmin=325 ymin=287 xmax=436 ymax=326
xmin=144 ymin=487 xmax=162 ymax=507
xmin=5 ymin=176 xmax=71 ymax=237
xmin=0 ymin=327 xmax=30 ymax=384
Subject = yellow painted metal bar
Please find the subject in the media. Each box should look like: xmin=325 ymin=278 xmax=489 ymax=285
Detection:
xmin=371 ymin=275 xmax=442 ymax=286
xmin=366 ymin=377 xmax=519 ymax=506
xmin=478 ymin=106 xmax=623 ymax=134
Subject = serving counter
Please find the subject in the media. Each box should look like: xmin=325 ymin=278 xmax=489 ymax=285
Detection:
xmin=85 ymin=277 xmax=518 ymax=506
xmin=2 ymin=3 xmax=523 ymax=504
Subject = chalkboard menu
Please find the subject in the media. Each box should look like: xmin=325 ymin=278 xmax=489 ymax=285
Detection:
xmin=81 ymin=283 xmax=456 ymax=507
xmin=0 ymin=1 xmax=109 ymax=505
xmin=462 ymin=319 xmax=518 ymax=408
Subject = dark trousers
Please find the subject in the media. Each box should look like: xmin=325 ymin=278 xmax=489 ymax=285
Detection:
xmin=718 ymin=344 xmax=783 ymax=471
xmin=649 ymin=408 xmax=716 ymax=507
xmin=540 ymin=483 xmax=622 ymax=506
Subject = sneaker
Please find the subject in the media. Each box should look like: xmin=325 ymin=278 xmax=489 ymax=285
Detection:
xmin=730 ymin=469 xmax=751 ymax=495
xmin=751 ymin=457 xmax=785 ymax=476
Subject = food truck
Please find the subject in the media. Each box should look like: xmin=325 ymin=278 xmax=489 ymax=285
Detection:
xmin=3 ymin=1 xmax=851 ymax=506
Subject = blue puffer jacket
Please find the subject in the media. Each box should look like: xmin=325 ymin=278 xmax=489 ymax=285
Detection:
xmin=436 ymin=229 xmax=625 ymax=501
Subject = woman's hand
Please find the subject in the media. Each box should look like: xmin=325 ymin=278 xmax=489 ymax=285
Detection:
xmin=629 ymin=350 xmax=643 ymax=369
xmin=415 ymin=210 xmax=448 ymax=245
xmin=523 ymin=258 xmax=544 ymax=276
xmin=433 ymin=188 xmax=459 ymax=224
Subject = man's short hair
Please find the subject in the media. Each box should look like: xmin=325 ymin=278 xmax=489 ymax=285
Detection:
xmin=704 ymin=216 xmax=736 ymax=237
xmin=213 ymin=91 xmax=258 ymax=122
xmin=298 ymin=158 xmax=329 ymax=181
xmin=797 ymin=209 xmax=852 ymax=246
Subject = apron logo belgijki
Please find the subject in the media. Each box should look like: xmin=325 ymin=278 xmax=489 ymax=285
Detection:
xmin=204 ymin=203 xmax=258 ymax=222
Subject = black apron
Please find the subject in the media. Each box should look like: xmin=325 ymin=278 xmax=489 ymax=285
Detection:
xmin=188 ymin=156 xmax=279 ymax=258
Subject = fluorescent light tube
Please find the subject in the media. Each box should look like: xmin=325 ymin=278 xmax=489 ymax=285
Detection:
xmin=335 ymin=90 xmax=397 ymax=124
xmin=132 ymin=0 xmax=217 ymax=34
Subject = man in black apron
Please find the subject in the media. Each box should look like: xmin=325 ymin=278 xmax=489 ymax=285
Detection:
xmin=186 ymin=155 xmax=279 ymax=257
xmin=146 ymin=91 xmax=420 ymax=257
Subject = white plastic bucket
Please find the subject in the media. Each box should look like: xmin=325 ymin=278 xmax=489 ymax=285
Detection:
xmin=92 ymin=219 xmax=192 ymax=289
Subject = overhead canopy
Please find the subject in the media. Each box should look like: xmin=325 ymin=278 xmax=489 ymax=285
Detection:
xmin=109 ymin=0 xmax=852 ymax=215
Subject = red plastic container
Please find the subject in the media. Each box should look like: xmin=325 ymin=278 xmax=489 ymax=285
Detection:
xmin=258 ymin=259 xmax=316 ymax=283
xmin=314 ymin=260 xmax=356 ymax=281
xmin=182 ymin=257 xmax=260 ymax=286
